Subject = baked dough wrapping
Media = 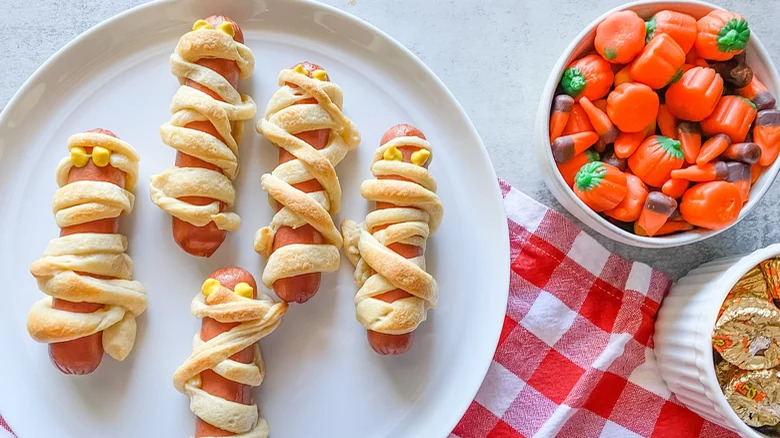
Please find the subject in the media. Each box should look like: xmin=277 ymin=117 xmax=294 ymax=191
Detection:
xmin=341 ymin=135 xmax=443 ymax=334
xmin=27 ymin=132 xmax=147 ymax=361
xmin=254 ymin=68 xmax=360 ymax=288
xmin=173 ymin=285 xmax=287 ymax=437
xmin=150 ymin=27 xmax=256 ymax=232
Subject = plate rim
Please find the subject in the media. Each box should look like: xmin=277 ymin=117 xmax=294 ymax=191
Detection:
xmin=0 ymin=0 xmax=510 ymax=436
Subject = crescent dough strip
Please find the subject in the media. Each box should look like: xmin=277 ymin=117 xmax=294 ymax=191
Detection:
xmin=174 ymin=286 xmax=287 ymax=438
xmin=341 ymin=135 xmax=443 ymax=334
xmin=150 ymin=29 xmax=256 ymax=232
xmin=254 ymin=68 xmax=360 ymax=288
xmin=27 ymin=132 xmax=147 ymax=361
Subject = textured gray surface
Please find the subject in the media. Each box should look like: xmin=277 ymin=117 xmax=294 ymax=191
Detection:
xmin=0 ymin=0 xmax=778 ymax=279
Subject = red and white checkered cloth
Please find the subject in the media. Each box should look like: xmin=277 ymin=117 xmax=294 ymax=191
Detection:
xmin=0 ymin=180 xmax=739 ymax=438
xmin=451 ymin=180 xmax=739 ymax=438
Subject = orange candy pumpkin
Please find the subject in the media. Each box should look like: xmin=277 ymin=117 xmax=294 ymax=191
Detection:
xmin=665 ymin=66 xmax=724 ymax=121
xmin=700 ymin=95 xmax=757 ymax=143
xmin=573 ymin=161 xmax=628 ymax=212
xmin=559 ymin=55 xmax=614 ymax=100
xmin=645 ymin=10 xmax=697 ymax=53
xmin=630 ymin=33 xmax=686 ymax=89
xmin=628 ymin=135 xmax=685 ymax=187
xmin=607 ymin=82 xmax=660 ymax=133
xmin=680 ymin=181 xmax=742 ymax=230
xmin=695 ymin=10 xmax=750 ymax=61
xmin=595 ymin=10 xmax=646 ymax=64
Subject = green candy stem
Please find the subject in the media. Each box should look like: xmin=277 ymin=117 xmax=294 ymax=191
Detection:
xmin=574 ymin=161 xmax=606 ymax=191
xmin=668 ymin=68 xmax=683 ymax=85
xmin=717 ymin=18 xmax=750 ymax=53
xmin=645 ymin=16 xmax=657 ymax=44
xmin=657 ymin=136 xmax=684 ymax=160
xmin=560 ymin=67 xmax=586 ymax=97
xmin=585 ymin=149 xmax=600 ymax=162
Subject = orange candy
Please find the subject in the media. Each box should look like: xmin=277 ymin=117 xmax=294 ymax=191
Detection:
xmin=680 ymin=181 xmax=742 ymax=230
xmin=700 ymin=95 xmax=757 ymax=143
xmin=665 ymin=67 xmax=724 ymax=121
xmin=628 ymin=136 xmax=684 ymax=187
xmin=595 ymin=10 xmax=646 ymax=64
xmin=559 ymin=55 xmax=614 ymax=100
xmin=645 ymin=10 xmax=697 ymax=53
xmin=695 ymin=10 xmax=750 ymax=61
xmin=630 ymin=33 xmax=686 ymax=89
xmin=607 ymin=82 xmax=660 ymax=132
xmin=573 ymin=162 xmax=628 ymax=212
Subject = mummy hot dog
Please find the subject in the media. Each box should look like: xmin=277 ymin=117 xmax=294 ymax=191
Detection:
xmin=27 ymin=129 xmax=147 ymax=374
xmin=254 ymin=62 xmax=360 ymax=303
xmin=341 ymin=124 xmax=443 ymax=355
xmin=173 ymin=268 xmax=287 ymax=438
xmin=150 ymin=16 xmax=256 ymax=257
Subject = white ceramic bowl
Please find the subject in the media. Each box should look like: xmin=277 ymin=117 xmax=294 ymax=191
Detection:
xmin=655 ymin=244 xmax=780 ymax=437
xmin=534 ymin=0 xmax=780 ymax=248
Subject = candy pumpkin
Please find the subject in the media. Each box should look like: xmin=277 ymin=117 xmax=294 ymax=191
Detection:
xmin=560 ymin=55 xmax=614 ymax=100
xmin=605 ymin=173 xmax=648 ymax=222
xmin=573 ymin=161 xmax=628 ymax=212
xmin=665 ymin=66 xmax=724 ymax=121
xmin=628 ymin=135 xmax=684 ymax=187
xmin=595 ymin=10 xmax=646 ymax=64
xmin=695 ymin=10 xmax=750 ymax=61
xmin=700 ymin=95 xmax=757 ymax=143
xmin=630 ymin=33 xmax=686 ymax=89
xmin=558 ymin=150 xmax=599 ymax=187
xmin=607 ymin=82 xmax=659 ymax=132
xmin=680 ymin=181 xmax=742 ymax=230
xmin=645 ymin=10 xmax=697 ymax=53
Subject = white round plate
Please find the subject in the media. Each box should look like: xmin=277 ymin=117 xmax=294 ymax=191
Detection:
xmin=0 ymin=0 xmax=509 ymax=437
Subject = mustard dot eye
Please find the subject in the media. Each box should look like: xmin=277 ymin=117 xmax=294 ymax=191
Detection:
xmin=293 ymin=64 xmax=308 ymax=76
xmin=312 ymin=69 xmax=328 ymax=81
xmin=216 ymin=21 xmax=235 ymax=38
xmin=234 ymin=282 xmax=254 ymax=298
xmin=411 ymin=149 xmax=431 ymax=167
xmin=91 ymin=146 xmax=111 ymax=167
xmin=383 ymin=145 xmax=403 ymax=161
xmin=192 ymin=19 xmax=213 ymax=31
xmin=70 ymin=147 xmax=89 ymax=168
xmin=201 ymin=278 xmax=222 ymax=297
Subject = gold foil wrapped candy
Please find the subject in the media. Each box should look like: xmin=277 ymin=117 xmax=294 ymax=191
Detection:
xmin=714 ymin=297 xmax=780 ymax=370
xmin=724 ymin=368 xmax=780 ymax=427
xmin=761 ymin=258 xmax=780 ymax=301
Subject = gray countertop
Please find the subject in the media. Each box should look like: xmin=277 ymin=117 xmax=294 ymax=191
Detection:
xmin=1 ymin=0 xmax=778 ymax=279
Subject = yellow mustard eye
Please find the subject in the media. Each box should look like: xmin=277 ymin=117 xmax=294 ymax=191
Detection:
xmin=70 ymin=147 xmax=89 ymax=168
xmin=312 ymin=69 xmax=328 ymax=81
xmin=216 ymin=21 xmax=235 ymax=37
xmin=192 ymin=19 xmax=212 ymax=31
xmin=201 ymin=278 xmax=222 ymax=297
xmin=410 ymin=149 xmax=431 ymax=166
xmin=234 ymin=282 xmax=254 ymax=299
xmin=383 ymin=145 xmax=403 ymax=161
xmin=92 ymin=146 xmax=111 ymax=167
xmin=293 ymin=64 xmax=307 ymax=75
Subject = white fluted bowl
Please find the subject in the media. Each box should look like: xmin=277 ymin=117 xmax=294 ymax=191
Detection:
xmin=655 ymin=244 xmax=780 ymax=437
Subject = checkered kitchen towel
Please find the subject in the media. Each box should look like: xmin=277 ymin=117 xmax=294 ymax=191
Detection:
xmin=451 ymin=180 xmax=738 ymax=438
xmin=0 ymin=180 xmax=738 ymax=438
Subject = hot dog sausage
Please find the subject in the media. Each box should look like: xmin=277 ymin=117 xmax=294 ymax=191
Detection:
xmin=268 ymin=62 xmax=330 ymax=303
xmin=172 ymin=16 xmax=244 ymax=257
xmin=364 ymin=124 xmax=429 ymax=355
xmin=195 ymin=267 xmax=257 ymax=437
xmin=49 ymin=128 xmax=124 ymax=374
